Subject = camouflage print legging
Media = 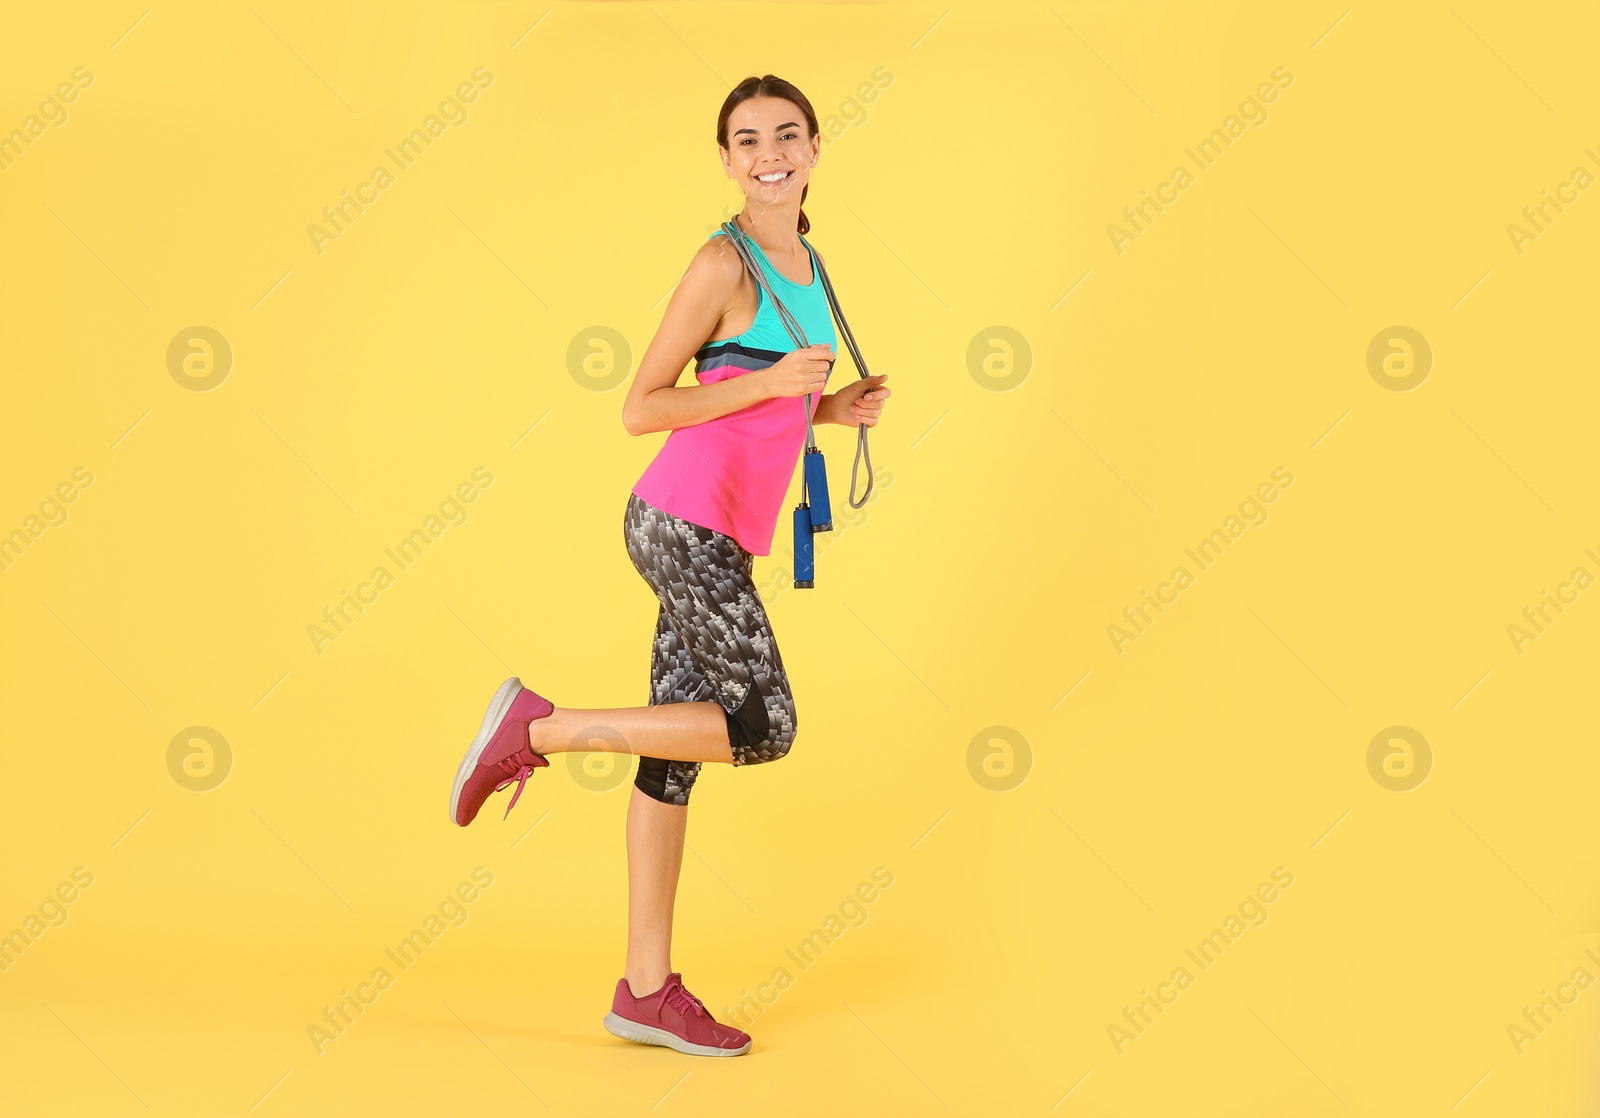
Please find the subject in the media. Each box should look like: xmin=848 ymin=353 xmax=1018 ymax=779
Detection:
xmin=622 ymin=492 xmax=798 ymax=806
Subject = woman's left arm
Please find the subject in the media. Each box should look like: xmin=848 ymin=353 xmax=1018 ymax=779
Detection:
xmin=814 ymin=250 xmax=892 ymax=426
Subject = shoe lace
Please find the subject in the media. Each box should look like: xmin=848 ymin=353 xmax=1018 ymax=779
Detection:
xmin=664 ymin=980 xmax=710 ymax=1021
xmin=492 ymin=751 xmax=543 ymax=819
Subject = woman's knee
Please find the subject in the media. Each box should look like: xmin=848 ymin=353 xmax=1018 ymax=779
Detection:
xmin=635 ymin=756 xmax=699 ymax=805
xmin=725 ymin=683 xmax=797 ymax=764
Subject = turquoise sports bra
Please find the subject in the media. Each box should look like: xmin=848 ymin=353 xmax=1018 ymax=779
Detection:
xmin=702 ymin=229 xmax=836 ymax=356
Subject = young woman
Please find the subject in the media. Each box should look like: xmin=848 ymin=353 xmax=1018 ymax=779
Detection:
xmin=447 ymin=75 xmax=891 ymax=1057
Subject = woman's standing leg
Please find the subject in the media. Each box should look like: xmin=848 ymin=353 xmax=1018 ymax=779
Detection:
xmin=625 ymin=606 xmax=712 ymax=996
xmin=624 ymin=787 xmax=687 ymax=998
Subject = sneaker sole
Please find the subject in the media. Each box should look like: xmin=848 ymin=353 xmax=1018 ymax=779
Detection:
xmin=448 ymin=677 xmax=524 ymax=826
xmin=601 ymin=1012 xmax=751 ymax=1057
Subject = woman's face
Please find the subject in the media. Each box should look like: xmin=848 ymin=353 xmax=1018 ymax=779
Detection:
xmin=722 ymin=96 xmax=818 ymax=206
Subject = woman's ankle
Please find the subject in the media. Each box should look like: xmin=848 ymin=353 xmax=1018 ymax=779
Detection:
xmin=527 ymin=715 xmax=552 ymax=756
xmin=624 ymin=967 xmax=670 ymax=998
xmin=527 ymin=708 xmax=571 ymax=756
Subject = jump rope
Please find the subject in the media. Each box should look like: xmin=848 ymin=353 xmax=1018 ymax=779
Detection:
xmin=719 ymin=219 xmax=875 ymax=588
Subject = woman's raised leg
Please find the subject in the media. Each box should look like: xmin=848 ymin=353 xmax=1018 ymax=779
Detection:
xmin=526 ymin=701 xmax=734 ymax=764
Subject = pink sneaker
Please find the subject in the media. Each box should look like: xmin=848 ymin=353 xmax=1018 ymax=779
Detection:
xmin=602 ymin=973 xmax=752 ymax=1057
xmin=449 ymin=677 xmax=554 ymax=826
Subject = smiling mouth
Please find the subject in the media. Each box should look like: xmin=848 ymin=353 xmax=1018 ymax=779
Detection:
xmin=755 ymin=170 xmax=792 ymax=183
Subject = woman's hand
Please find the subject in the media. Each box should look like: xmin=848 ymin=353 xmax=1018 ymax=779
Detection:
xmin=827 ymin=374 xmax=891 ymax=427
xmin=759 ymin=344 xmax=835 ymax=399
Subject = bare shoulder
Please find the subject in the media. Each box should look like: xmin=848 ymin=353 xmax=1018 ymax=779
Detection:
xmin=655 ymin=234 xmax=745 ymax=325
xmin=692 ymin=231 xmax=748 ymax=288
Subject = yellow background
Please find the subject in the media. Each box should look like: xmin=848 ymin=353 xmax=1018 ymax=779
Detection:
xmin=3 ymin=1 xmax=1597 ymax=1114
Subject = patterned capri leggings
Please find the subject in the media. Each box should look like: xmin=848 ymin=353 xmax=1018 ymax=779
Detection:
xmin=622 ymin=492 xmax=798 ymax=806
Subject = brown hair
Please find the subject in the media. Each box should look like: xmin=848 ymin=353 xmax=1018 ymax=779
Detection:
xmin=716 ymin=75 xmax=819 ymax=235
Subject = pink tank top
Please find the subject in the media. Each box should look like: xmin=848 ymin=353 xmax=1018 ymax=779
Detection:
xmin=630 ymin=231 xmax=837 ymax=557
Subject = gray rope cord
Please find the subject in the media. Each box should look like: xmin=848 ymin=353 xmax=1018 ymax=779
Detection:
xmin=719 ymin=221 xmax=818 ymax=448
xmin=804 ymin=230 xmax=875 ymax=508
xmin=720 ymin=220 xmax=875 ymax=508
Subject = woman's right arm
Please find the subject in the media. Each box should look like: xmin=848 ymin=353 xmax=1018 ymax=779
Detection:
xmin=621 ymin=239 xmax=831 ymax=436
